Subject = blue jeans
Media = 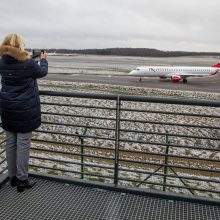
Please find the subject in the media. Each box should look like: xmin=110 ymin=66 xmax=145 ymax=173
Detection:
xmin=5 ymin=131 xmax=32 ymax=181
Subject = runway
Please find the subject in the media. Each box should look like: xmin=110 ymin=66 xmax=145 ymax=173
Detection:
xmin=42 ymin=55 xmax=220 ymax=93
xmin=44 ymin=72 xmax=220 ymax=93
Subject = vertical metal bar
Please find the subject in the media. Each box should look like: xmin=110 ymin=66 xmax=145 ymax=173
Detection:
xmin=81 ymin=127 xmax=87 ymax=179
xmin=114 ymin=96 xmax=120 ymax=186
xmin=163 ymin=130 xmax=170 ymax=191
xmin=80 ymin=137 xmax=84 ymax=179
xmin=76 ymin=127 xmax=87 ymax=180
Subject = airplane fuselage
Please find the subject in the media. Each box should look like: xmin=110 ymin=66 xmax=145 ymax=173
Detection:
xmin=129 ymin=63 xmax=220 ymax=83
xmin=130 ymin=66 xmax=218 ymax=76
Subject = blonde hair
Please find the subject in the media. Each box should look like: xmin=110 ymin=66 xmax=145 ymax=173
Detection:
xmin=2 ymin=33 xmax=25 ymax=51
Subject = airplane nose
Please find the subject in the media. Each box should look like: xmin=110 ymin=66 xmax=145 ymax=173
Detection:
xmin=129 ymin=70 xmax=135 ymax=75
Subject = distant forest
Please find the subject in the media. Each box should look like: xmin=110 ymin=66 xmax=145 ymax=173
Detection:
xmin=29 ymin=48 xmax=220 ymax=57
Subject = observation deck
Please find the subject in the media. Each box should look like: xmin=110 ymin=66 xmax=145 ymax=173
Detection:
xmin=1 ymin=173 xmax=220 ymax=220
xmin=0 ymin=91 xmax=220 ymax=219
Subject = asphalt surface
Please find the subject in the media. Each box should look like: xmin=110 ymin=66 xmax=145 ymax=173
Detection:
xmin=42 ymin=55 xmax=220 ymax=93
xmin=44 ymin=73 xmax=220 ymax=93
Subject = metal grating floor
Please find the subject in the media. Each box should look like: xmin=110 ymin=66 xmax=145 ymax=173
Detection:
xmin=0 ymin=177 xmax=220 ymax=220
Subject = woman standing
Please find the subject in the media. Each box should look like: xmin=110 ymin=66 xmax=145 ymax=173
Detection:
xmin=0 ymin=33 xmax=48 ymax=192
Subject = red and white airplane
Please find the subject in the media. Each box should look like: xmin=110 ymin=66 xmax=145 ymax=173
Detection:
xmin=129 ymin=62 xmax=220 ymax=83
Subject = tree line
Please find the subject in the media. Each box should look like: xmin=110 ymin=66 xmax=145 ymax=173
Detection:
xmin=28 ymin=48 xmax=220 ymax=57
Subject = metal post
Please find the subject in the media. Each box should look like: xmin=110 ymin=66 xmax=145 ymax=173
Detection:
xmin=163 ymin=130 xmax=170 ymax=191
xmin=76 ymin=127 xmax=87 ymax=179
xmin=114 ymin=96 xmax=121 ymax=186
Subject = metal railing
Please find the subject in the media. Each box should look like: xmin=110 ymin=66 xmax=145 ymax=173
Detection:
xmin=0 ymin=91 xmax=220 ymax=199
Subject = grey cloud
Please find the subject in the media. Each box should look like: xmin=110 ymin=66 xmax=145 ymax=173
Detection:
xmin=0 ymin=0 xmax=219 ymax=52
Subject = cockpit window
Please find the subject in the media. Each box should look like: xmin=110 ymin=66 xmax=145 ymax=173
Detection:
xmin=136 ymin=68 xmax=140 ymax=71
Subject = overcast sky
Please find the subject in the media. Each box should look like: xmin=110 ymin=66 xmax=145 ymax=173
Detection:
xmin=0 ymin=0 xmax=220 ymax=52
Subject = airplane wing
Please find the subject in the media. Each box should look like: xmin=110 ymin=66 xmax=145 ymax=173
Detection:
xmin=166 ymin=72 xmax=211 ymax=83
xmin=166 ymin=72 xmax=210 ymax=78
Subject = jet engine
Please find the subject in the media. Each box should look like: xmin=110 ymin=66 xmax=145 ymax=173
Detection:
xmin=171 ymin=75 xmax=181 ymax=82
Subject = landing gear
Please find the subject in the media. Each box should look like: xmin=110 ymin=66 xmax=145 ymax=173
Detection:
xmin=139 ymin=77 xmax=142 ymax=82
xmin=183 ymin=78 xmax=188 ymax=84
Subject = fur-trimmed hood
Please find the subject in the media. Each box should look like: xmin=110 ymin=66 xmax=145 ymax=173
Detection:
xmin=0 ymin=45 xmax=30 ymax=61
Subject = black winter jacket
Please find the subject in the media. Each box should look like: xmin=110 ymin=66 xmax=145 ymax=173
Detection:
xmin=0 ymin=45 xmax=48 ymax=132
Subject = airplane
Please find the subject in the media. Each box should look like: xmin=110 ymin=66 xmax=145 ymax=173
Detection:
xmin=129 ymin=61 xmax=220 ymax=83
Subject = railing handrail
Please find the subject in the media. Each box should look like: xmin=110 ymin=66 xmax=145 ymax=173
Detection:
xmin=39 ymin=90 xmax=220 ymax=107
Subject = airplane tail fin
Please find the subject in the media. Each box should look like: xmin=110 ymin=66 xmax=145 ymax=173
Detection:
xmin=212 ymin=61 xmax=220 ymax=68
